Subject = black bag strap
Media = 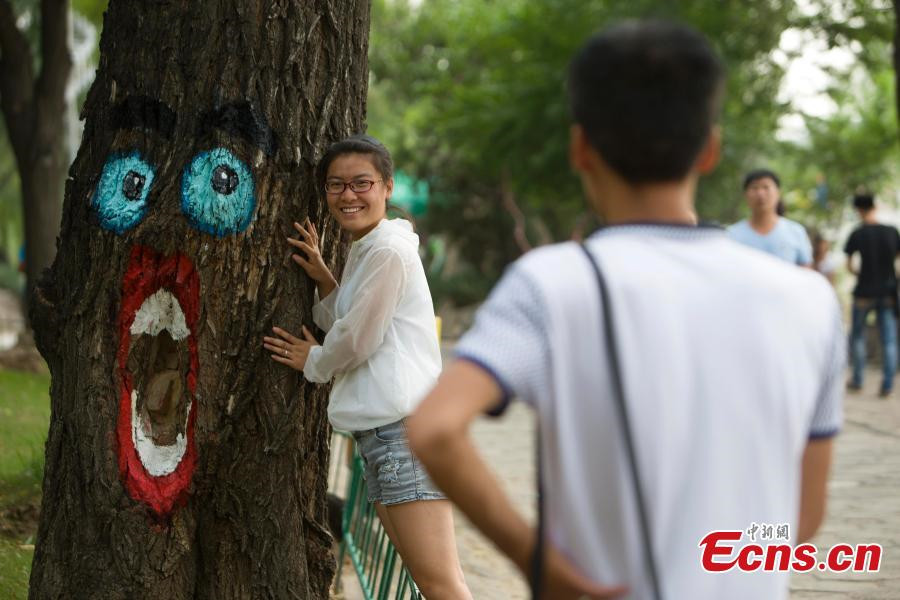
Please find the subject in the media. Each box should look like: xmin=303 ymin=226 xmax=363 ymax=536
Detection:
xmin=529 ymin=425 xmax=545 ymax=597
xmin=530 ymin=242 xmax=663 ymax=600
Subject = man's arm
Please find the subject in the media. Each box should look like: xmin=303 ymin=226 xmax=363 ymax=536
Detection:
xmin=798 ymin=292 xmax=843 ymax=543
xmin=408 ymin=361 xmax=533 ymax=569
xmin=407 ymin=360 xmax=626 ymax=599
xmin=845 ymin=255 xmax=858 ymax=276
xmin=797 ymin=438 xmax=833 ymax=543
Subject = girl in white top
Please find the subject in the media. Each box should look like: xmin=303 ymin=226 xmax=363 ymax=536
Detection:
xmin=263 ymin=135 xmax=471 ymax=599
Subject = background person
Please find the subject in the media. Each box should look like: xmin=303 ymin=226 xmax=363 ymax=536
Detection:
xmin=811 ymin=230 xmax=838 ymax=285
xmin=845 ymin=192 xmax=900 ymax=397
xmin=727 ymin=169 xmax=812 ymax=266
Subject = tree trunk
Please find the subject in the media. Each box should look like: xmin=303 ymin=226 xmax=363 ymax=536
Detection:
xmin=29 ymin=1 xmax=370 ymax=598
xmin=22 ymin=147 xmax=66 ymax=306
xmin=0 ymin=0 xmax=72 ymax=303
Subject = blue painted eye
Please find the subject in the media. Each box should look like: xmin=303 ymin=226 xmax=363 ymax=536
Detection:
xmin=181 ymin=148 xmax=255 ymax=236
xmin=92 ymin=152 xmax=156 ymax=233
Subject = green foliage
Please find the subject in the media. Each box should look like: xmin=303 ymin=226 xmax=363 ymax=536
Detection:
xmin=0 ymin=265 xmax=23 ymax=294
xmin=369 ymin=0 xmax=797 ymax=301
xmin=9 ymin=0 xmax=106 ymax=28
xmin=793 ymin=66 xmax=897 ymax=223
xmin=427 ymin=263 xmax=497 ymax=308
xmin=795 ymin=0 xmax=893 ymax=72
xmin=72 ymin=0 xmax=107 ymax=28
xmin=774 ymin=2 xmax=898 ymax=230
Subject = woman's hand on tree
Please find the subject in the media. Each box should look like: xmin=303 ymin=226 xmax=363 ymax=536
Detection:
xmin=288 ymin=219 xmax=337 ymax=298
xmin=264 ymin=325 xmax=320 ymax=371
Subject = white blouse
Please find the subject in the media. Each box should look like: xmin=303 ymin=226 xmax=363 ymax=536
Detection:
xmin=303 ymin=219 xmax=442 ymax=432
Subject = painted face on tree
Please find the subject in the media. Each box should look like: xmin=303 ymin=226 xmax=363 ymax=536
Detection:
xmin=115 ymin=246 xmax=199 ymax=517
xmin=325 ymin=153 xmax=392 ymax=240
xmin=89 ymin=96 xmax=276 ymax=518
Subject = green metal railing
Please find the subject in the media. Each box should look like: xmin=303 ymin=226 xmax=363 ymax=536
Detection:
xmin=329 ymin=431 xmax=422 ymax=600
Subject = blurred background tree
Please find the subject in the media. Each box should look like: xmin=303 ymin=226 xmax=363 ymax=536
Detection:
xmin=775 ymin=0 xmax=897 ymax=234
xmin=367 ymin=0 xmax=899 ymax=307
xmin=0 ymin=0 xmax=103 ymax=298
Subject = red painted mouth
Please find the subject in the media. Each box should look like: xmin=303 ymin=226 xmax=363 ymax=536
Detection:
xmin=116 ymin=245 xmax=199 ymax=517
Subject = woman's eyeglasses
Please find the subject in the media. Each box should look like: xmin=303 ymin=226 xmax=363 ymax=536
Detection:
xmin=324 ymin=179 xmax=382 ymax=194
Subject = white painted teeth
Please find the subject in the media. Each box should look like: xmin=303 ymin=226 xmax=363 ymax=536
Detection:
xmin=131 ymin=390 xmax=189 ymax=476
xmin=131 ymin=290 xmax=189 ymax=340
xmin=341 ymin=207 xmax=363 ymax=213
xmin=128 ymin=289 xmax=191 ymax=475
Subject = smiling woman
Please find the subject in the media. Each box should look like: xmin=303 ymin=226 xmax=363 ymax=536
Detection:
xmin=264 ymin=135 xmax=473 ymax=599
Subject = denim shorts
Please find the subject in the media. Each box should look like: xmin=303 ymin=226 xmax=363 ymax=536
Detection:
xmin=352 ymin=418 xmax=446 ymax=506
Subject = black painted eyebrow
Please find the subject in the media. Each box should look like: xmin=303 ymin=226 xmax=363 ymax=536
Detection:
xmin=110 ymin=96 xmax=177 ymax=138
xmin=199 ymin=102 xmax=278 ymax=156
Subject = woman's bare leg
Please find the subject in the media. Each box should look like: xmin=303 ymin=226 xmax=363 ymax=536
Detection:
xmin=379 ymin=499 xmax=472 ymax=600
xmin=374 ymin=502 xmax=405 ymax=556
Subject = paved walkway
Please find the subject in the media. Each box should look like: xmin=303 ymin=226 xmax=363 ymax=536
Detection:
xmin=451 ymin=367 xmax=899 ymax=599
xmin=790 ymin=370 xmax=900 ymax=598
xmin=455 ymin=403 xmax=534 ymax=600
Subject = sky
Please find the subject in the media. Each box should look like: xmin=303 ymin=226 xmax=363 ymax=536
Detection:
xmin=775 ymin=27 xmax=858 ymax=142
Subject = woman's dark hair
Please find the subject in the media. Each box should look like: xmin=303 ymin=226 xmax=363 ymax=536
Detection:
xmin=316 ymin=134 xmax=394 ymax=191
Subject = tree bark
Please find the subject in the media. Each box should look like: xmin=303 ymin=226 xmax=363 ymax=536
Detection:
xmin=29 ymin=1 xmax=370 ymax=598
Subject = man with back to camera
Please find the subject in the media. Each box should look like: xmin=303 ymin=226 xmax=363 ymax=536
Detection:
xmin=407 ymin=20 xmax=843 ymax=600
xmin=727 ymin=169 xmax=813 ymax=266
xmin=845 ymin=192 xmax=900 ymax=397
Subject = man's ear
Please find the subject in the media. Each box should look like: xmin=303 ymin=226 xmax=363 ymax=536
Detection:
xmin=569 ymin=124 xmax=593 ymax=173
xmin=695 ymin=126 xmax=721 ymax=175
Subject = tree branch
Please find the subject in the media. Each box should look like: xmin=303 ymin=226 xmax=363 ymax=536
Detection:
xmin=0 ymin=0 xmax=36 ymax=163
xmin=35 ymin=0 xmax=71 ymax=139
xmin=499 ymin=169 xmax=532 ymax=254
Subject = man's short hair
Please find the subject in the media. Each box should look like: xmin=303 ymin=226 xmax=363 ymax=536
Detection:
xmin=568 ymin=20 xmax=724 ymax=184
xmin=743 ymin=169 xmax=781 ymax=190
xmin=853 ymin=193 xmax=875 ymax=210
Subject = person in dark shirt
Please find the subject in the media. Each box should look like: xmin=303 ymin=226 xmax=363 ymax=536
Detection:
xmin=845 ymin=193 xmax=900 ymax=396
